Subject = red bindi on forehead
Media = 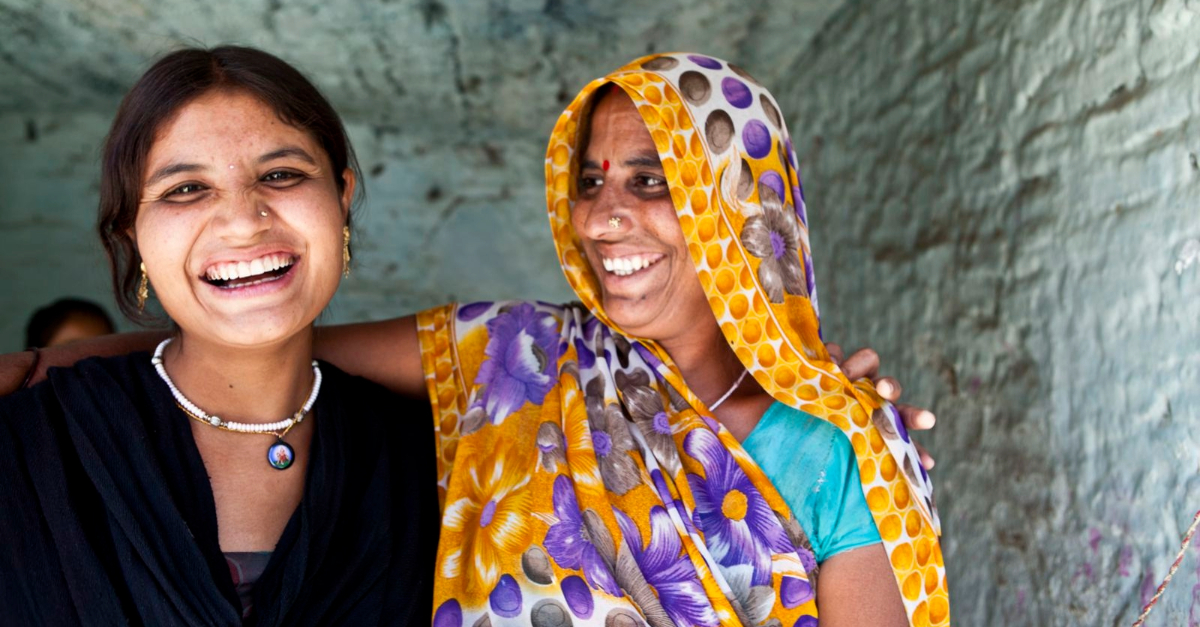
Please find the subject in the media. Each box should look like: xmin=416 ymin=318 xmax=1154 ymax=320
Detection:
xmin=602 ymin=160 xmax=610 ymax=171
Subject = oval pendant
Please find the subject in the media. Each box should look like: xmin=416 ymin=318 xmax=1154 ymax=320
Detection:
xmin=267 ymin=440 xmax=295 ymax=470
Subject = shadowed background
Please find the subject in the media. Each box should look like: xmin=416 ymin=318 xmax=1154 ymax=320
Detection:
xmin=2 ymin=0 xmax=1199 ymax=624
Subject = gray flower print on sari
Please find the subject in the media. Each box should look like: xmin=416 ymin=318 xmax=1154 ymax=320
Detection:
xmin=615 ymin=370 xmax=682 ymax=476
xmin=773 ymin=511 xmax=819 ymax=581
xmin=537 ymin=421 xmax=568 ymax=472
xmin=584 ymin=377 xmax=641 ymax=495
xmin=721 ymin=564 xmax=777 ymax=625
xmin=740 ymin=184 xmax=807 ymax=304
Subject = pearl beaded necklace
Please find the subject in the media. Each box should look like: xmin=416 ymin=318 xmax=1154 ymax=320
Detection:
xmin=152 ymin=338 xmax=321 ymax=469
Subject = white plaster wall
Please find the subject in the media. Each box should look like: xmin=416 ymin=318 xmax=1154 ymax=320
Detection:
xmin=779 ymin=0 xmax=1200 ymax=623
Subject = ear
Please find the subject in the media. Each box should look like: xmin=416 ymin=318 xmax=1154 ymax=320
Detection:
xmin=339 ymin=167 xmax=356 ymax=221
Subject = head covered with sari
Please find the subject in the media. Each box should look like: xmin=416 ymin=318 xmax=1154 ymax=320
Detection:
xmin=419 ymin=53 xmax=948 ymax=627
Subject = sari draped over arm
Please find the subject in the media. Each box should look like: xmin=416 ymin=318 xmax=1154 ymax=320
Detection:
xmin=421 ymin=52 xmax=948 ymax=627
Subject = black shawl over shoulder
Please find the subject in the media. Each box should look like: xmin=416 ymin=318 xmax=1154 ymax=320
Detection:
xmin=0 ymin=353 xmax=439 ymax=626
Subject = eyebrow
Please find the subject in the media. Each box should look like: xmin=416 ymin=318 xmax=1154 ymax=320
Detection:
xmin=144 ymin=162 xmax=203 ymax=187
xmin=624 ymin=154 xmax=663 ymax=168
xmin=257 ymin=146 xmax=318 ymax=166
xmin=580 ymin=152 xmax=663 ymax=170
xmin=144 ymin=146 xmax=319 ymax=188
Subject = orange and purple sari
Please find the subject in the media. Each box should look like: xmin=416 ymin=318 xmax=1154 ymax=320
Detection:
xmin=419 ymin=53 xmax=949 ymax=627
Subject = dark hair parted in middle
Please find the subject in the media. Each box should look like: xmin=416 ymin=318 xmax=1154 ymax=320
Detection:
xmin=98 ymin=45 xmax=361 ymax=322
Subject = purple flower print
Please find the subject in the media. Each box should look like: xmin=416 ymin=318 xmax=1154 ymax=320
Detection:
xmin=684 ymin=429 xmax=793 ymax=586
xmin=650 ymin=469 xmax=698 ymax=537
xmin=475 ymin=302 xmax=560 ymax=422
xmin=543 ymin=475 xmax=621 ymax=596
xmin=632 ymin=342 xmax=663 ymax=370
xmin=616 ymin=507 xmax=719 ymax=627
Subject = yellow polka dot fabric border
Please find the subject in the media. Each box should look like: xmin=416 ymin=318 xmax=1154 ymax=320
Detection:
xmin=545 ymin=53 xmax=949 ymax=626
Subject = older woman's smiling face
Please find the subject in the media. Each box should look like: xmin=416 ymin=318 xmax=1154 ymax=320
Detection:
xmin=571 ymin=89 xmax=711 ymax=342
xmin=135 ymin=89 xmax=354 ymax=348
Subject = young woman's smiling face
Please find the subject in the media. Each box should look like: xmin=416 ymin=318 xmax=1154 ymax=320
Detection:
xmin=571 ymin=88 xmax=711 ymax=342
xmin=135 ymin=89 xmax=354 ymax=348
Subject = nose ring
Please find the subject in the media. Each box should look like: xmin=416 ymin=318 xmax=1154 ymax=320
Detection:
xmin=608 ymin=217 xmax=621 ymax=229
xmin=259 ymin=210 xmax=269 ymax=218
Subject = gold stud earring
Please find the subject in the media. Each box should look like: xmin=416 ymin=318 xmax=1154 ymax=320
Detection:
xmin=137 ymin=262 xmax=150 ymax=311
xmin=342 ymin=226 xmax=351 ymax=277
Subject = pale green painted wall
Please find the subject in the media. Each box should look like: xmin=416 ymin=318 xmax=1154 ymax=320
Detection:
xmin=3 ymin=0 xmax=1200 ymax=624
xmin=781 ymin=0 xmax=1200 ymax=623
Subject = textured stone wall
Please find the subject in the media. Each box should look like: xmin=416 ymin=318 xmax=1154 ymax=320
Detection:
xmin=779 ymin=0 xmax=1200 ymax=624
xmin=0 ymin=0 xmax=840 ymax=350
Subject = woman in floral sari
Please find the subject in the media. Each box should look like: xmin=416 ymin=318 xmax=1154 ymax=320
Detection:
xmin=417 ymin=53 xmax=948 ymax=626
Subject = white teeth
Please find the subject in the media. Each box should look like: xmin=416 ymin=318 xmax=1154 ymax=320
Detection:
xmin=600 ymin=254 xmax=661 ymax=277
xmin=206 ymin=254 xmax=293 ymax=283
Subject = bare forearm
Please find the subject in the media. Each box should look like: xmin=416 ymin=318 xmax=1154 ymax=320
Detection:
xmin=313 ymin=315 xmax=427 ymax=399
xmin=0 ymin=331 xmax=168 ymax=394
xmin=1 ymin=316 xmax=428 ymax=399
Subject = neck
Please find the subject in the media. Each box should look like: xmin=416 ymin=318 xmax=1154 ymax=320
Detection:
xmin=162 ymin=329 xmax=317 ymax=425
xmin=656 ymin=316 xmax=746 ymax=407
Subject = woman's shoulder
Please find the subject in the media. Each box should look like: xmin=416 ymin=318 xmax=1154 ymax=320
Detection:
xmin=1 ymin=352 xmax=153 ymax=414
xmin=744 ymin=402 xmax=857 ymax=494
xmin=757 ymin=401 xmax=850 ymax=456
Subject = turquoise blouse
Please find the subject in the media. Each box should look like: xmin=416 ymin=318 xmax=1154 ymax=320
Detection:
xmin=741 ymin=402 xmax=882 ymax=563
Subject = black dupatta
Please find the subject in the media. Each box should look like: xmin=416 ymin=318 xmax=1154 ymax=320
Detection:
xmin=0 ymin=353 xmax=438 ymax=626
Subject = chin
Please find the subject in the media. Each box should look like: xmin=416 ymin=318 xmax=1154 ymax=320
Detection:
xmin=178 ymin=308 xmax=313 ymax=349
xmin=602 ymin=301 xmax=662 ymax=338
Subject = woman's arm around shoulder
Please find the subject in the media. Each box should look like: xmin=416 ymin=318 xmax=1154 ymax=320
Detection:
xmin=313 ymin=315 xmax=426 ymax=399
xmin=0 ymin=331 xmax=166 ymax=395
xmin=0 ymin=315 xmax=428 ymax=400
